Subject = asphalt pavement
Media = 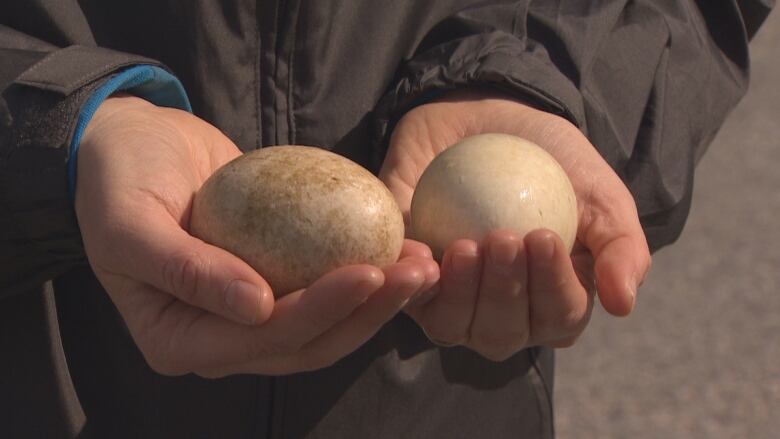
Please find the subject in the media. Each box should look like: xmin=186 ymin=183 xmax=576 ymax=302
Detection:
xmin=554 ymin=10 xmax=780 ymax=439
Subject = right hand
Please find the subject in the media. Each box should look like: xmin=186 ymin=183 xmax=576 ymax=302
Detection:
xmin=380 ymin=91 xmax=652 ymax=359
xmin=75 ymin=95 xmax=438 ymax=377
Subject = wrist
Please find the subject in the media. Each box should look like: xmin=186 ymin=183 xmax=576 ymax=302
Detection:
xmin=68 ymin=65 xmax=192 ymax=200
xmin=81 ymin=94 xmax=155 ymax=145
xmin=436 ymin=89 xmax=578 ymax=140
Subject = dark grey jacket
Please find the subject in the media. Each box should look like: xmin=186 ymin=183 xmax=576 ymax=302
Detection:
xmin=0 ymin=1 xmax=772 ymax=438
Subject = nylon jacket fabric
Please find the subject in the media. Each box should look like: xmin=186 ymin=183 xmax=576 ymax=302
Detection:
xmin=0 ymin=1 xmax=772 ymax=438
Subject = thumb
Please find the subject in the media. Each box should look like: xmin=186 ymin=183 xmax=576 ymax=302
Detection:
xmin=582 ymin=189 xmax=652 ymax=316
xmin=592 ymin=234 xmax=648 ymax=316
xmin=116 ymin=212 xmax=275 ymax=325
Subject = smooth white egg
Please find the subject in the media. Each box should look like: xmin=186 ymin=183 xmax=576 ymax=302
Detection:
xmin=410 ymin=133 xmax=578 ymax=258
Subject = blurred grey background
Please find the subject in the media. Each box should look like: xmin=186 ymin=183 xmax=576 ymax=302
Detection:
xmin=554 ymin=10 xmax=780 ymax=439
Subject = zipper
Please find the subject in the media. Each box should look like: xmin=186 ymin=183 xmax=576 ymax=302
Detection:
xmin=255 ymin=2 xmax=301 ymax=436
xmin=257 ymin=0 xmax=299 ymax=148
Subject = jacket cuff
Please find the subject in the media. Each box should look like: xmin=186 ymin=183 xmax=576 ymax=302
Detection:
xmin=0 ymin=46 xmax=175 ymax=295
xmin=371 ymin=31 xmax=585 ymax=171
xmin=68 ymin=65 xmax=192 ymax=199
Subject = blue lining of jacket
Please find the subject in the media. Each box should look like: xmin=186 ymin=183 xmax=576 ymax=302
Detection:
xmin=68 ymin=65 xmax=192 ymax=199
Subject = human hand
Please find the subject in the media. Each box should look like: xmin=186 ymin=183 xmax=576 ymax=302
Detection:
xmin=379 ymin=90 xmax=651 ymax=360
xmin=75 ymin=95 xmax=438 ymax=376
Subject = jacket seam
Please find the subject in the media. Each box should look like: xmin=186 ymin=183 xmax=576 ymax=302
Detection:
xmin=251 ymin=0 xmax=263 ymax=432
xmin=17 ymin=46 xmax=159 ymax=95
xmin=529 ymin=348 xmax=555 ymax=438
xmin=272 ymin=1 xmax=283 ymax=144
xmin=511 ymin=2 xmax=524 ymax=35
xmin=398 ymin=46 xmax=580 ymax=126
xmin=286 ymin=2 xmax=300 ymax=145
xmin=373 ymin=46 xmax=583 ymax=172
xmin=19 ymin=60 xmax=136 ymax=93
xmin=253 ymin=1 xmax=263 ymax=151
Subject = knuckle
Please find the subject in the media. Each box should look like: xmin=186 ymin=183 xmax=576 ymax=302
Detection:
xmin=479 ymin=348 xmax=516 ymax=363
xmin=536 ymin=301 xmax=590 ymax=339
xmin=308 ymin=308 xmax=343 ymax=329
xmin=641 ymin=254 xmax=653 ymax=284
xmin=163 ymin=251 xmax=207 ymax=302
xmin=558 ymin=308 xmax=590 ymax=336
xmin=303 ymin=300 xmax=358 ymax=331
xmin=141 ymin=346 xmax=187 ymax=376
xmin=479 ymin=285 xmax=517 ymax=306
xmin=298 ymin=351 xmax=338 ymax=373
xmin=135 ymin=325 xmax=193 ymax=377
xmin=245 ymin=335 xmax=299 ymax=360
xmin=424 ymin=327 xmax=467 ymax=346
xmin=552 ymin=337 xmax=579 ymax=349
xmin=194 ymin=368 xmax=231 ymax=379
xmin=84 ymin=221 xmax=130 ymax=267
xmin=469 ymin=330 xmax=528 ymax=360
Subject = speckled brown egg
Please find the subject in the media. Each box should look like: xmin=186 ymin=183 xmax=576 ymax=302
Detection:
xmin=410 ymin=133 xmax=578 ymax=259
xmin=190 ymin=146 xmax=404 ymax=296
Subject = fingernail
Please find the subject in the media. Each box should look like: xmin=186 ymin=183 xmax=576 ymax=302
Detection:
xmin=225 ymin=280 xmax=262 ymax=324
xmin=356 ymin=272 xmax=385 ymax=298
xmin=535 ymin=235 xmax=556 ymax=265
xmin=401 ymin=272 xmax=425 ymax=294
xmin=626 ymin=279 xmax=637 ymax=312
xmin=542 ymin=236 xmax=555 ymax=261
xmin=410 ymin=284 xmax=440 ymax=306
xmin=398 ymin=277 xmax=425 ymax=308
xmin=636 ymin=270 xmax=648 ymax=288
xmin=451 ymin=251 xmax=478 ymax=274
xmin=489 ymin=239 xmax=517 ymax=269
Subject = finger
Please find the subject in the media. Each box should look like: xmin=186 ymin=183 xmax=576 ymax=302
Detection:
xmin=526 ymin=229 xmax=593 ymax=346
xmin=403 ymin=282 xmax=439 ymax=316
xmin=418 ymin=239 xmax=481 ymax=346
xmin=243 ymin=265 xmax=386 ymax=353
xmin=150 ymin=264 xmax=386 ymax=374
xmin=570 ymin=243 xmax=596 ymax=295
xmin=96 ymin=271 xmax=276 ymax=377
xmin=581 ymin=187 xmax=652 ymax=316
xmin=549 ymin=336 xmax=580 ymax=349
xmin=398 ymin=255 xmax=440 ymax=293
xmin=276 ymin=261 xmax=428 ymax=374
xmin=467 ymin=230 xmax=529 ymax=361
xmin=397 ymin=247 xmax=440 ymax=308
xmin=114 ymin=212 xmax=274 ymax=326
xmin=386 ymin=240 xmax=438 ymax=303
xmin=102 ymin=278 xmax=209 ymax=377
xmin=399 ymin=239 xmax=434 ymax=260
xmin=214 ymin=260 xmax=428 ymax=376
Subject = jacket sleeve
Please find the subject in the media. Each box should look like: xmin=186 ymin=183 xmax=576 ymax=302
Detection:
xmin=0 ymin=5 xmax=181 ymax=297
xmin=374 ymin=0 xmax=774 ymax=252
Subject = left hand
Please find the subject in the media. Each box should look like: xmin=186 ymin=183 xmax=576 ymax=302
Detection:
xmin=379 ymin=90 xmax=652 ymax=361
